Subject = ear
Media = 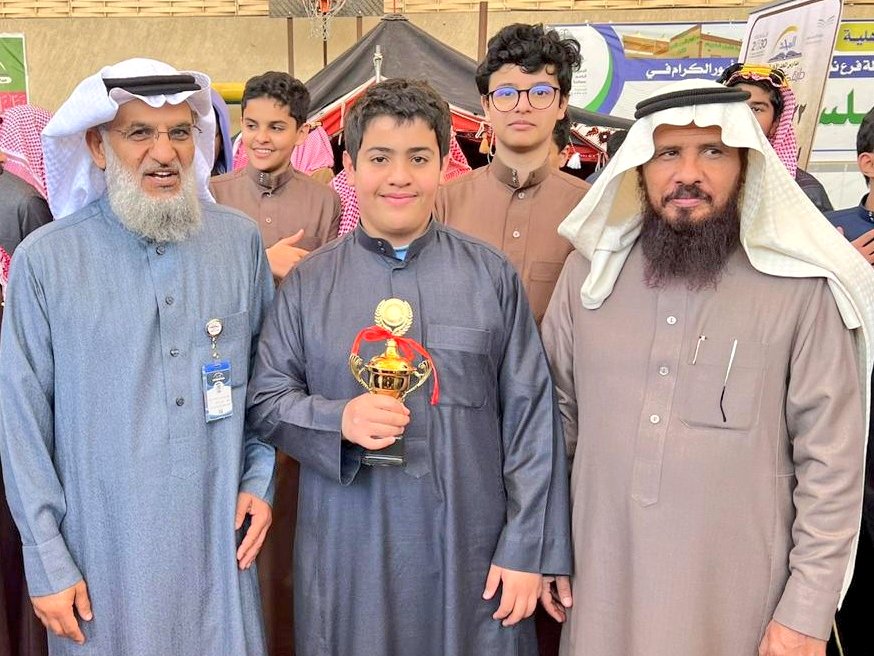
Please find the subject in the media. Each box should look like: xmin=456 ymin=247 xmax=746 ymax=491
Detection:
xmin=85 ymin=128 xmax=107 ymax=170
xmin=342 ymin=150 xmax=356 ymax=186
xmin=558 ymin=145 xmax=572 ymax=169
xmin=557 ymin=95 xmax=569 ymax=120
xmin=859 ymin=152 xmax=874 ymax=185
xmin=480 ymin=95 xmax=491 ymax=122
xmin=294 ymin=121 xmax=310 ymax=148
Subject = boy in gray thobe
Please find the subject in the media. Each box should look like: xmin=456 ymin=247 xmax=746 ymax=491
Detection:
xmin=247 ymin=79 xmax=572 ymax=656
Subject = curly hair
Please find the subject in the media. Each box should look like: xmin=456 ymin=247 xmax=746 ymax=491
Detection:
xmin=475 ymin=24 xmax=582 ymax=98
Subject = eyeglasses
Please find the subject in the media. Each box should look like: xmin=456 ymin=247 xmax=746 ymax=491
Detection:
xmin=110 ymin=123 xmax=202 ymax=144
xmin=487 ymin=84 xmax=560 ymax=112
xmin=719 ymin=63 xmax=788 ymax=88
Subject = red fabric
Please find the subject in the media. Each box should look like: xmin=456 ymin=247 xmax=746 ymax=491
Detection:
xmin=0 ymin=105 xmax=52 ymax=199
xmin=331 ymin=169 xmax=359 ymax=236
xmin=351 ymin=325 xmax=439 ymax=405
xmin=0 ymin=246 xmax=10 ymax=293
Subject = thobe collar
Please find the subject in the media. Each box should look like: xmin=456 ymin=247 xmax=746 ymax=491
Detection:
xmin=489 ymin=156 xmax=550 ymax=191
xmin=859 ymin=193 xmax=874 ymax=223
xmin=247 ymin=164 xmax=295 ymax=195
xmin=354 ymin=219 xmax=437 ymax=262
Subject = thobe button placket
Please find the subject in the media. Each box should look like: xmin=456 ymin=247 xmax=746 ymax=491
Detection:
xmin=169 ymin=348 xmax=180 ymax=357
xmin=165 ymin=296 xmax=174 ymax=306
xmin=512 ymin=230 xmax=521 ymax=239
xmin=175 ymin=397 xmax=185 ymax=406
xmin=658 ymin=366 xmax=670 ymax=376
xmin=265 ymin=217 xmax=273 ymax=224
xmin=666 ymin=315 xmax=677 ymax=325
xmin=518 ymin=191 xmax=526 ymax=199
xmin=155 ymin=245 xmax=166 ymax=255
xmin=649 ymin=414 xmax=660 ymax=424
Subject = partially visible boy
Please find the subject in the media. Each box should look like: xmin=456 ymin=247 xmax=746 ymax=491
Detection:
xmin=210 ymin=71 xmax=340 ymax=280
xmin=247 ymin=79 xmax=572 ymax=656
xmin=435 ymin=24 xmax=590 ymax=324
xmin=211 ymin=70 xmax=340 ymax=656
xmin=826 ymin=105 xmax=874 ymax=656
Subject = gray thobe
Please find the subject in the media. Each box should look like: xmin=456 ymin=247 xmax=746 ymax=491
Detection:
xmin=542 ymin=245 xmax=864 ymax=656
xmin=247 ymin=222 xmax=572 ymax=656
xmin=0 ymin=197 xmax=275 ymax=656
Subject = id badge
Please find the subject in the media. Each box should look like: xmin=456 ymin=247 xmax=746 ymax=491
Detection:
xmin=202 ymin=360 xmax=233 ymax=422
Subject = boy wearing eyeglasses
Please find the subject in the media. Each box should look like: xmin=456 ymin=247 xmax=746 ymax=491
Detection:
xmin=435 ymin=23 xmax=590 ymax=325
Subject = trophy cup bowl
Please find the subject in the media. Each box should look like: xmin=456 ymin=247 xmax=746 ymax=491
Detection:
xmin=349 ymin=338 xmax=433 ymax=466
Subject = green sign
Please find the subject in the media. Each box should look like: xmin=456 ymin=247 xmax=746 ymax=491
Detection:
xmin=0 ymin=34 xmax=28 ymax=112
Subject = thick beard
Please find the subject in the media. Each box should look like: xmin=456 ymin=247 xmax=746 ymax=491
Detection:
xmin=639 ymin=183 xmax=741 ymax=291
xmin=103 ymin=141 xmax=202 ymax=244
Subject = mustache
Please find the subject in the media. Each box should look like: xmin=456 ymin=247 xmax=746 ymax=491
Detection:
xmin=662 ymin=184 xmax=712 ymax=203
xmin=141 ymin=163 xmax=181 ymax=175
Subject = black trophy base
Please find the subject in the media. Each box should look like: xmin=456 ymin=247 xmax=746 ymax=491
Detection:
xmin=362 ymin=438 xmax=405 ymax=466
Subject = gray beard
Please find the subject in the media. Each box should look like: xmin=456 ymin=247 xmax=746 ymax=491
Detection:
xmin=103 ymin=142 xmax=202 ymax=244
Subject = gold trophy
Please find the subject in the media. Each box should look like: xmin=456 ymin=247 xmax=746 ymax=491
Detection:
xmin=349 ymin=299 xmax=436 ymax=466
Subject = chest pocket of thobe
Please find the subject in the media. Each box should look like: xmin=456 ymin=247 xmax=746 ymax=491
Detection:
xmin=173 ymin=310 xmax=251 ymax=480
xmin=676 ymin=338 xmax=767 ymax=432
xmin=425 ymin=324 xmax=492 ymax=408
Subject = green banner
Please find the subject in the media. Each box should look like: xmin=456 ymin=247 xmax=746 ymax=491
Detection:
xmin=0 ymin=34 xmax=28 ymax=112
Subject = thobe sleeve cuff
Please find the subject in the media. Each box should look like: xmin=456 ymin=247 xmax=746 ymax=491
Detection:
xmin=538 ymin=536 xmax=574 ymax=577
xmin=491 ymin=530 xmax=545 ymax=574
xmin=772 ymin=575 xmax=840 ymax=641
xmin=22 ymin=533 xmax=83 ymax=597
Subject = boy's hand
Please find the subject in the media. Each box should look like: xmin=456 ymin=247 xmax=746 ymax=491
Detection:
xmin=266 ymin=229 xmax=310 ymax=278
xmin=341 ymin=393 xmax=409 ymax=450
xmin=482 ymin=564 xmax=541 ymax=627
xmin=540 ymin=575 xmax=573 ymax=622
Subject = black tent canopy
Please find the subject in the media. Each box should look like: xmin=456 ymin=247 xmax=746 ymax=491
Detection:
xmin=304 ymin=14 xmax=633 ymax=130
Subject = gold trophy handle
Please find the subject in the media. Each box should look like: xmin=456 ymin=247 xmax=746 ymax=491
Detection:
xmin=400 ymin=360 xmax=433 ymax=401
xmin=348 ymin=353 xmax=372 ymax=393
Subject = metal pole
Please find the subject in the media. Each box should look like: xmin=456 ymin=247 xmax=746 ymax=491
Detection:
xmin=477 ymin=1 xmax=488 ymax=61
xmin=286 ymin=17 xmax=295 ymax=76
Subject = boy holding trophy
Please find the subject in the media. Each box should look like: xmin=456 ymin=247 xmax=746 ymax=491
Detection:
xmin=247 ymin=79 xmax=571 ymax=656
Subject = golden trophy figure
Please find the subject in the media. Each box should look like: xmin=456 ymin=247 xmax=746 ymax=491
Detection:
xmin=349 ymin=298 xmax=438 ymax=466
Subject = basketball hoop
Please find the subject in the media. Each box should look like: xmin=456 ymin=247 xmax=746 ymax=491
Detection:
xmin=303 ymin=0 xmax=347 ymax=40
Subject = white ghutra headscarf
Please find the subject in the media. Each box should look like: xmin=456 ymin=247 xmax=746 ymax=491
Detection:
xmin=42 ymin=58 xmax=216 ymax=219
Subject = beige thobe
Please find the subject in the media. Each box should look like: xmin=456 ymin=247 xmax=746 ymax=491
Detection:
xmin=435 ymin=159 xmax=589 ymax=324
xmin=210 ymin=165 xmax=340 ymax=250
xmin=542 ymin=245 xmax=864 ymax=656
xmin=210 ymin=164 xmax=340 ymax=656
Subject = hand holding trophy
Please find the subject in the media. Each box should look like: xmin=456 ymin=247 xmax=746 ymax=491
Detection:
xmin=349 ymin=298 xmax=438 ymax=466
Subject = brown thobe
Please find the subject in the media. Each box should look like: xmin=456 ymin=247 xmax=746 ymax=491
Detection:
xmin=210 ymin=164 xmax=340 ymax=656
xmin=434 ymin=158 xmax=589 ymax=324
xmin=542 ymin=245 xmax=864 ymax=656
xmin=210 ymin=165 xmax=340 ymax=250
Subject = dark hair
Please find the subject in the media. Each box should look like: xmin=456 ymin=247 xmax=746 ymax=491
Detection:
xmin=242 ymin=71 xmax=309 ymax=127
xmin=606 ymin=129 xmax=628 ymax=159
xmin=551 ymin=115 xmax=571 ymax=151
xmin=475 ymin=24 xmax=581 ymax=99
xmin=857 ymin=106 xmax=874 ymax=185
xmin=344 ymin=79 xmax=451 ymax=165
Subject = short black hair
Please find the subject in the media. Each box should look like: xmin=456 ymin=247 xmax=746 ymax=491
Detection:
xmin=606 ymin=129 xmax=628 ymax=159
xmin=475 ymin=24 xmax=581 ymax=99
xmin=551 ymin=115 xmax=571 ymax=151
xmin=242 ymin=71 xmax=309 ymax=127
xmin=857 ymin=106 xmax=874 ymax=185
xmin=344 ymin=79 xmax=451 ymax=165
